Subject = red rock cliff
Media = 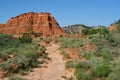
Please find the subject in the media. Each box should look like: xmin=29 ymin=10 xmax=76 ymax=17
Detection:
xmin=0 ymin=12 xmax=65 ymax=37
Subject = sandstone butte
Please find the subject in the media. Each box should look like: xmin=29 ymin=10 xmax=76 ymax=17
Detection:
xmin=0 ymin=12 xmax=66 ymax=37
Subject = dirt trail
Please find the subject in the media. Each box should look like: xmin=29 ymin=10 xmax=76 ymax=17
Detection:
xmin=23 ymin=44 xmax=66 ymax=80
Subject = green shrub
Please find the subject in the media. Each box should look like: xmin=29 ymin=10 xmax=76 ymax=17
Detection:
xmin=66 ymin=60 xmax=76 ymax=69
xmin=39 ymin=37 xmax=51 ymax=43
xmin=75 ymin=61 xmax=91 ymax=70
xmin=110 ymin=59 xmax=120 ymax=72
xmin=101 ymin=49 xmax=112 ymax=61
xmin=111 ymin=47 xmax=120 ymax=58
xmin=36 ymin=45 xmax=46 ymax=53
xmin=89 ymin=57 xmax=104 ymax=66
xmin=93 ymin=48 xmax=113 ymax=61
xmin=106 ymin=34 xmax=114 ymax=43
xmin=57 ymin=37 xmax=84 ymax=48
xmin=106 ymin=71 xmax=120 ymax=80
xmin=82 ymin=28 xmax=97 ymax=35
xmin=0 ymin=54 xmax=38 ymax=73
xmin=0 ymin=33 xmax=47 ymax=75
xmin=92 ymin=64 xmax=112 ymax=77
xmin=75 ymin=71 xmax=93 ymax=80
xmin=29 ymin=30 xmax=36 ymax=35
xmin=35 ymin=45 xmax=46 ymax=58
xmin=85 ymin=52 xmax=94 ymax=60
xmin=44 ymin=38 xmax=51 ymax=43
xmin=0 ymin=48 xmax=18 ymax=60
xmin=9 ymin=77 xmax=25 ymax=80
xmin=0 ymin=52 xmax=9 ymax=60
xmin=60 ymin=50 xmax=70 ymax=59
xmin=96 ymin=27 xmax=109 ymax=37
xmin=0 ymin=44 xmax=40 ymax=73
xmin=0 ymin=34 xmax=12 ymax=46
xmin=19 ymin=33 xmax=32 ymax=43
xmin=41 ymin=54 xmax=48 ymax=59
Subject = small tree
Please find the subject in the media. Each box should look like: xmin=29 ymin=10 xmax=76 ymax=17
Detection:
xmin=96 ymin=27 xmax=109 ymax=38
xmin=82 ymin=29 xmax=90 ymax=35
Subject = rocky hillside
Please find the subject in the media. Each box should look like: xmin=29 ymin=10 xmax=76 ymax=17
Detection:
xmin=109 ymin=24 xmax=118 ymax=31
xmin=62 ymin=24 xmax=90 ymax=34
xmin=109 ymin=20 xmax=120 ymax=31
xmin=0 ymin=12 xmax=65 ymax=37
xmin=56 ymin=19 xmax=120 ymax=80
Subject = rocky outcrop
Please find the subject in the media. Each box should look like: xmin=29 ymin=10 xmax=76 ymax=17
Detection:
xmin=0 ymin=12 xmax=65 ymax=37
xmin=0 ymin=24 xmax=5 ymax=29
xmin=108 ymin=24 xmax=118 ymax=31
xmin=63 ymin=24 xmax=90 ymax=34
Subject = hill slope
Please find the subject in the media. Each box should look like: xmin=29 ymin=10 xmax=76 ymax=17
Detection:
xmin=62 ymin=24 xmax=90 ymax=34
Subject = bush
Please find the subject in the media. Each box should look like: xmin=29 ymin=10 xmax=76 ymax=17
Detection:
xmin=56 ymin=37 xmax=84 ymax=48
xmin=0 ymin=34 xmax=21 ymax=48
xmin=66 ymin=60 xmax=76 ymax=69
xmin=75 ymin=61 xmax=91 ymax=70
xmin=92 ymin=64 xmax=112 ymax=77
xmin=110 ymin=58 xmax=120 ymax=72
xmin=0 ymin=54 xmax=38 ymax=73
xmin=89 ymin=57 xmax=104 ymax=66
xmin=82 ymin=28 xmax=97 ymax=35
xmin=106 ymin=71 xmax=120 ymax=80
xmin=40 ymin=53 xmax=48 ymax=59
xmin=0 ymin=52 xmax=9 ymax=60
xmin=60 ymin=50 xmax=70 ymax=59
xmin=0 ymin=34 xmax=12 ymax=46
xmin=9 ymin=77 xmax=25 ymax=80
xmin=35 ymin=45 xmax=47 ymax=58
xmin=100 ymin=49 xmax=112 ymax=61
xmin=93 ymin=48 xmax=113 ymax=61
xmin=19 ymin=33 xmax=32 ymax=43
xmin=75 ymin=71 xmax=93 ymax=80
xmin=106 ymin=34 xmax=114 ymax=43
xmin=36 ymin=45 xmax=46 ymax=54
xmin=0 ymin=43 xmax=45 ymax=73
xmin=44 ymin=38 xmax=51 ymax=43
xmin=85 ymin=52 xmax=94 ymax=60
xmin=0 ymin=48 xmax=18 ymax=60
xmin=39 ymin=37 xmax=51 ymax=43
xmin=0 ymin=33 xmax=47 ymax=76
xmin=74 ymin=61 xmax=93 ymax=80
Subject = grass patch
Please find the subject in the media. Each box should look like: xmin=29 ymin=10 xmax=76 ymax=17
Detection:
xmin=75 ymin=71 xmax=93 ymax=80
xmin=9 ymin=77 xmax=25 ymax=80
xmin=66 ymin=60 xmax=76 ymax=69
xmin=92 ymin=64 xmax=112 ymax=78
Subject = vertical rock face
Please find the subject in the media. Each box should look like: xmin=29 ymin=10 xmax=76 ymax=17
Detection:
xmin=0 ymin=12 xmax=65 ymax=37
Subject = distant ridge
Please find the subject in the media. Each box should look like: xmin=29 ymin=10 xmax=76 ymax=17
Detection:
xmin=62 ymin=24 xmax=90 ymax=34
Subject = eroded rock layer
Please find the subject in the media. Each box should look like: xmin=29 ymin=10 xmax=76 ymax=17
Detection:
xmin=0 ymin=12 xmax=65 ymax=37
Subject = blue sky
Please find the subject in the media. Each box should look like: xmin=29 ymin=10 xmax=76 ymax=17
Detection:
xmin=0 ymin=0 xmax=120 ymax=27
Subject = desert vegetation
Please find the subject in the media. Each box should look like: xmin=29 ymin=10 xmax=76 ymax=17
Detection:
xmin=0 ymin=33 xmax=47 ymax=78
xmin=56 ymin=19 xmax=120 ymax=80
xmin=0 ymin=15 xmax=120 ymax=80
xmin=8 ymin=77 xmax=25 ymax=80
